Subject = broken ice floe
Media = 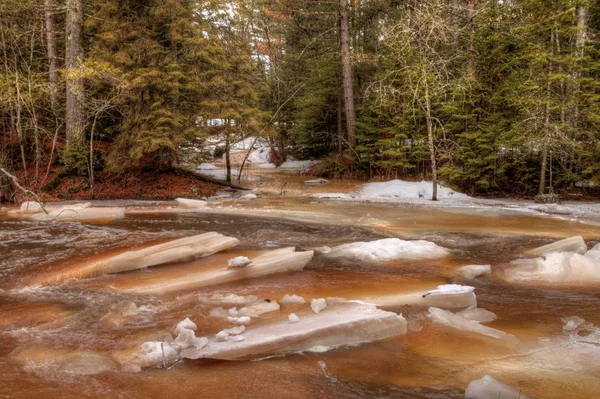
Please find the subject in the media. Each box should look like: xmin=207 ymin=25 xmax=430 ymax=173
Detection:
xmin=288 ymin=313 xmax=300 ymax=323
xmin=325 ymin=238 xmax=449 ymax=262
xmin=280 ymin=294 xmax=306 ymax=304
xmin=24 ymin=202 xmax=126 ymax=222
xmin=310 ymin=298 xmax=327 ymax=313
xmin=118 ymin=247 xmax=314 ymax=294
xmin=457 ymin=264 xmax=491 ymax=279
xmin=523 ymin=235 xmax=587 ymax=257
xmin=366 ymin=284 xmax=477 ymax=310
xmin=181 ymin=302 xmax=406 ymax=361
xmin=465 ymin=375 xmax=535 ymax=399
xmin=428 ymin=307 xmax=517 ymax=343
xmin=456 ymin=307 xmax=497 ymax=324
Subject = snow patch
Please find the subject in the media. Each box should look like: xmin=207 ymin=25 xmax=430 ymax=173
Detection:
xmin=354 ymin=180 xmax=470 ymax=201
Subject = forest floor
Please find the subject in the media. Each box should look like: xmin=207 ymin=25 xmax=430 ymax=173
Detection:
xmin=10 ymin=165 xmax=221 ymax=203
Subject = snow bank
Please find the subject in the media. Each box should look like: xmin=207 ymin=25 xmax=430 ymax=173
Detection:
xmin=465 ymin=375 xmax=535 ymax=399
xmin=457 ymin=264 xmax=491 ymax=279
xmin=19 ymin=201 xmax=44 ymax=213
xmin=181 ymin=302 xmax=406 ymax=360
xmin=257 ymin=163 xmax=276 ymax=169
xmin=279 ymin=160 xmax=318 ymax=170
xmin=524 ymin=235 xmax=587 ymax=257
xmin=354 ymin=180 xmax=470 ymax=201
xmin=248 ymin=146 xmax=272 ymax=163
xmin=119 ymin=247 xmax=314 ymax=294
xmin=198 ymin=163 xmax=219 ymax=170
xmin=428 ymin=307 xmax=517 ymax=343
xmin=326 ymin=238 xmax=449 ymax=262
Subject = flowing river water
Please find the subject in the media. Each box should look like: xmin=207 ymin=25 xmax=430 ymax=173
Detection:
xmin=1 ymin=173 xmax=599 ymax=398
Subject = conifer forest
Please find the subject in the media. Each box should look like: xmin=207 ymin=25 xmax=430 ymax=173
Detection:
xmin=1 ymin=0 xmax=599 ymax=200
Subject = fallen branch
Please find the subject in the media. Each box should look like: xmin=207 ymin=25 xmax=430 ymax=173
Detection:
xmin=0 ymin=167 xmax=49 ymax=214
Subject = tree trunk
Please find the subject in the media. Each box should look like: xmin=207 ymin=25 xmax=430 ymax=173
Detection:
xmin=44 ymin=0 xmax=58 ymax=109
xmin=572 ymin=5 xmax=588 ymax=136
xmin=424 ymin=73 xmax=437 ymax=201
xmin=339 ymin=0 xmax=356 ymax=150
xmin=539 ymin=31 xmax=554 ymax=195
xmin=225 ymin=133 xmax=231 ymax=183
xmin=65 ymin=0 xmax=85 ymax=149
xmin=337 ymin=84 xmax=343 ymax=156
xmin=467 ymin=0 xmax=476 ymax=78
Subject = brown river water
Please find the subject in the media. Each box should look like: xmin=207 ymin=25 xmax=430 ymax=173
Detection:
xmin=1 ymin=176 xmax=599 ymax=398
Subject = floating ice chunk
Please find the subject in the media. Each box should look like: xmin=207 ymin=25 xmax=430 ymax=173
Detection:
xmin=288 ymin=313 xmax=300 ymax=323
xmin=422 ymin=285 xmax=477 ymax=308
xmin=304 ymin=179 xmax=330 ymax=185
xmin=326 ymin=238 xmax=449 ymax=262
xmin=524 ymin=235 xmax=587 ymax=257
xmin=313 ymin=246 xmax=332 ymax=254
xmin=228 ymin=307 xmax=239 ymax=317
xmin=210 ymin=307 xmax=228 ymax=319
xmin=224 ymin=325 xmax=245 ymax=335
xmin=585 ymin=248 xmax=600 ymax=260
xmin=100 ymin=301 xmax=139 ymax=327
xmin=174 ymin=318 xmax=197 ymax=335
xmin=242 ymin=300 xmax=280 ymax=317
xmin=506 ymin=251 xmax=600 ymax=282
xmin=457 ymin=308 xmax=497 ymax=324
xmin=227 ymin=316 xmax=251 ymax=325
xmin=311 ymin=298 xmax=327 ymax=314
xmin=120 ymin=247 xmax=314 ymax=295
xmin=562 ymin=316 xmax=586 ymax=332
xmin=175 ymin=198 xmax=208 ymax=208
xmin=216 ymin=331 xmax=229 ymax=342
xmin=280 ymin=294 xmax=306 ymax=304
xmin=233 ymin=335 xmax=245 ymax=342
xmin=181 ymin=302 xmax=406 ymax=361
xmin=239 ymin=193 xmax=258 ymax=201
xmin=40 ymin=233 xmax=240 ymax=285
xmin=428 ymin=307 xmax=517 ymax=343
xmin=465 ymin=375 xmax=535 ymax=399
xmin=112 ymin=341 xmax=181 ymax=372
xmin=227 ymin=256 xmax=252 ymax=269
xmin=457 ymin=264 xmax=491 ymax=279
xmin=28 ymin=204 xmax=125 ymax=222
xmin=173 ymin=328 xmax=207 ymax=350
xmin=366 ymin=284 xmax=477 ymax=310
xmin=12 ymin=345 xmax=117 ymax=375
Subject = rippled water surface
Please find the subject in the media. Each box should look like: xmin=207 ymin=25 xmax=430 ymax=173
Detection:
xmin=1 ymin=198 xmax=599 ymax=398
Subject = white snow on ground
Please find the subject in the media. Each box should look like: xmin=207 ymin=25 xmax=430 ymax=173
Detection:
xmin=248 ymin=147 xmax=272 ymax=163
xmin=312 ymin=193 xmax=353 ymax=200
xmin=279 ymin=160 xmax=318 ymax=170
xmin=231 ymin=137 xmax=267 ymax=150
xmin=198 ymin=163 xmax=219 ymax=170
xmin=326 ymin=238 xmax=449 ymax=262
xmin=356 ymin=179 xmax=470 ymax=200
xmin=257 ymin=163 xmax=276 ymax=169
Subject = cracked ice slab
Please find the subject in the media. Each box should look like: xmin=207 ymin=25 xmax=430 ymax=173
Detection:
xmin=366 ymin=284 xmax=477 ymax=310
xmin=523 ymin=235 xmax=587 ymax=257
xmin=325 ymin=238 xmax=449 ymax=262
xmin=117 ymin=247 xmax=314 ymax=295
xmin=181 ymin=302 xmax=406 ymax=361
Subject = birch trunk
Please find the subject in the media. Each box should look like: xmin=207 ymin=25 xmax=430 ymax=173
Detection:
xmin=339 ymin=0 xmax=356 ymax=150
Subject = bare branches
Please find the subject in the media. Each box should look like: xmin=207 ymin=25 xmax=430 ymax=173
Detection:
xmin=0 ymin=167 xmax=48 ymax=214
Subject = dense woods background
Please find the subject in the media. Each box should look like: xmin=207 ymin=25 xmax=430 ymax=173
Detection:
xmin=1 ymin=0 xmax=599 ymax=201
